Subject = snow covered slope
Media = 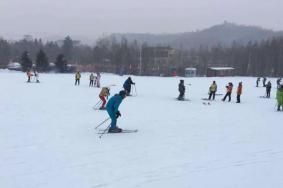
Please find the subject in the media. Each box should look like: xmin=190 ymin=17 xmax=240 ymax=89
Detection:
xmin=0 ymin=71 xmax=282 ymax=188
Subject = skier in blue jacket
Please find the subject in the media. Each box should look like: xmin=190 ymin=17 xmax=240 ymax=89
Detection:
xmin=123 ymin=77 xmax=135 ymax=96
xmin=106 ymin=90 xmax=126 ymax=133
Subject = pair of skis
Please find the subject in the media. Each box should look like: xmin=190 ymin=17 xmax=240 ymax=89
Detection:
xmin=97 ymin=128 xmax=138 ymax=138
xmin=94 ymin=117 xmax=138 ymax=138
xmin=201 ymin=98 xmax=212 ymax=105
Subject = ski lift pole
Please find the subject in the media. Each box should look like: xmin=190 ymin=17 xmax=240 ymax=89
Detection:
xmin=94 ymin=117 xmax=110 ymax=129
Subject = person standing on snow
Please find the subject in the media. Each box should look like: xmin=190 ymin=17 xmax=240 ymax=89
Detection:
xmin=106 ymin=90 xmax=126 ymax=133
xmin=236 ymin=82 xmax=243 ymax=103
xmin=89 ymin=73 xmax=95 ymax=87
xmin=123 ymin=77 xmax=135 ymax=96
xmin=276 ymin=85 xmax=283 ymax=111
xmin=96 ymin=72 xmax=101 ymax=88
xmin=99 ymin=87 xmax=110 ymax=110
xmin=208 ymin=81 xmax=217 ymax=100
xmin=75 ymin=71 xmax=81 ymax=86
xmin=222 ymin=82 xmax=233 ymax=102
xmin=263 ymin=77 xmax=267 ymax=87
xmin=177 ymin=80 xmax=185 ymax=100
xmin=256 ymin=77 xmax=260 ymax=87
xmin=277 ymin=78 xmax=282 ymax=89
xmin=33 ymin=69 xmax=40 ymax=83
xmin=26 ymin=70 xmax=33 ymax=82
xmin=266 ymin=81 xmax=272 ymax=98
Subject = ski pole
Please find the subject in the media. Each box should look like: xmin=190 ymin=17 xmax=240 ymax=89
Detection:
xmin=95 ymin=117 xmax=110 ymax=129
xmin=134 ymin=84 xmax=138 ymax=96
xmin=99 ymin=124 xmax=111 ymax=139
xmin=93 ymin=100 xmax=102 ymax=109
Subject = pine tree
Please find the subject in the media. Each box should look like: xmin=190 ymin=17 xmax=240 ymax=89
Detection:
xmin=20 ymin=51 xmax=32 ymax=72
xmin=55 ymin=54 xmax=67 ymax=73
xmin=62 ymin=36 xmax=74 ymax=62
xmin=36 ymin=49 xmax=49 ymax=72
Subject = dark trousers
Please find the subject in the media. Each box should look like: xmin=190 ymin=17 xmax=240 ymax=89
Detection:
xmin=75 ymin=79 xmax=80 ymax=85
xmin=209 ymin=91 xmax=216 ymax=100
xmin=125 ymin=89 xmax=131 ymax=96
xmin=266 ymin=90 xmax=271 ymax=98
xmin=256 ymin=81 xmax=259 ymax=87
xmin=27 ymin=76 xmax=31 ymax=82
xmin=236 ymin=94 xmax=241 ymax=103
xmin=89 ymin=80 xmax=94 ymax=86
xmin=178 ymin=92 xmax=185 ymax=100
xmin=223 ymin=92 xmax=231 ymax=102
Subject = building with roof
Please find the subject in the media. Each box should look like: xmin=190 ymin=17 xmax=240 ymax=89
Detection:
xmin=206 ymin=67 xmax=235 ymax=77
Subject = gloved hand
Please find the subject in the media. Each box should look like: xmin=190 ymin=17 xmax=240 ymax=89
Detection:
xmin=116 ymin=111 xmax=121 ymax=118
xmin=133 ymin=82 xmax=135 ymax=85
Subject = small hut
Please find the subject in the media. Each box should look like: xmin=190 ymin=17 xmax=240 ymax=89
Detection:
xmin=185 ymin=68 xmax=197 ymax=77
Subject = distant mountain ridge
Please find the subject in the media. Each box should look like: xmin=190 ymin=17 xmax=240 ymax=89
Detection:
xmin=111 ymin=22 xmax=283 ymax=49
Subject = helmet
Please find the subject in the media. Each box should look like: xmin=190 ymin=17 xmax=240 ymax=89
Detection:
xmin=119 ymin=90 xmax=126 ymax=98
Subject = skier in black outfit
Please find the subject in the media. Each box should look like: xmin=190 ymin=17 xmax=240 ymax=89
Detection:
xmin=123 ymin=77 xmax=135 ymax=96
xmin=178 ymin=80 xmax=185 ymax=100
xmin=256 ymin=77 xmax=260 ymax=87
xmin=277 ymin=78 xmax=282 ymax=89
xmin=263 ymin=77 xmax=267 ymax=87
xmin=266 ymin=81 xmax=272 ymax=98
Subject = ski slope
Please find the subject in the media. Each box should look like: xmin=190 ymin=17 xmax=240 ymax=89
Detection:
xmin=1 ymin=70 xmax=283 ymax=188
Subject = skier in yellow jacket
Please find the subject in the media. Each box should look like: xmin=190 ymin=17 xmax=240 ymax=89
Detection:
xmin=99 ymin=87 xmax=110 ymax=110
xmin=208 ymin=81 xmax=217 ymax=100
xmin=75 ymin=71 xmax=81 ymax=85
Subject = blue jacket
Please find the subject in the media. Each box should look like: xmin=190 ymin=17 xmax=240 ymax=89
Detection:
xmin=106 ymin=94 xmax=123 ymax=113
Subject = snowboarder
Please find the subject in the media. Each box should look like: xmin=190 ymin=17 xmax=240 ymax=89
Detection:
xmin=106 ymin=90 xmax=126 ymax=133
xmin=236 ymin=82 xmax=243 ymax=103
xmin=96 ymin=72 xmax=101 ymax=88
xmin=99 ymin=87 xmax=110 ymax=110
xmin=33 ymin=69 xmax=40 ymax=83
xmin=208 ymin=81 xmax=217 ymax=100
xmin=89 ymin=73 xmax=95 ymax=87
xmin=123 ymin=77 xmax=135 ymax=96
xmin=75 ymin=71 xmax=81 ymax=85
xmin=256 ymin=77 xmax=260 ymax=87
xmin=263 ymin=77 xmax=267 ymax=87
xmin=222 ymin=82 xmax=233 ymax=102
xmin=266 ymin=81 xmax=272 ymax=98
xmin=276 ymin=85 xmax=283 ymax=111
xmin=178 ymin=80 xmax=185 ymax=100
xmin=277 ymin=78 xmax=282 ymax=89
xmin=26 ymin=70 xmax=33 ymax=82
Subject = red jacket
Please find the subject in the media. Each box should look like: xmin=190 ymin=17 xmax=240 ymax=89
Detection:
xmin=237 ymin=85 xmax=242 ymax=95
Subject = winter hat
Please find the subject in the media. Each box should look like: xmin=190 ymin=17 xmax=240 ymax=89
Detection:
xmin=180 ymin=80 xmax=184 ymax=83
xmin=119 ymin=90 xmax=126 ymax=98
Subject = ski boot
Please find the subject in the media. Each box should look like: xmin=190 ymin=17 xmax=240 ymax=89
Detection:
xmin=108 ymin=127 xmax=123 ymax=133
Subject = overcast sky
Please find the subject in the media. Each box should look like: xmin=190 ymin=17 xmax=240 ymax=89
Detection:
xmin=0 ymin=0 xmax=282 ymax=40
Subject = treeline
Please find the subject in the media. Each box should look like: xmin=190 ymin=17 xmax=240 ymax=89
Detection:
xmin=183 ymin=37 xmax=283 ymax=76
xmin=0 ymin=35 xmax=283 ymax=76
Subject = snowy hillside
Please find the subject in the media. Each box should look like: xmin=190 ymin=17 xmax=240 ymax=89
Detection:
xmin=0 ymin=71 xmax=282 ymax=188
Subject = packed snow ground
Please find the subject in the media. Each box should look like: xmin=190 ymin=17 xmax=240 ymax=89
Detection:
xmin=0 ymin=71 xmax=283 ymax=188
